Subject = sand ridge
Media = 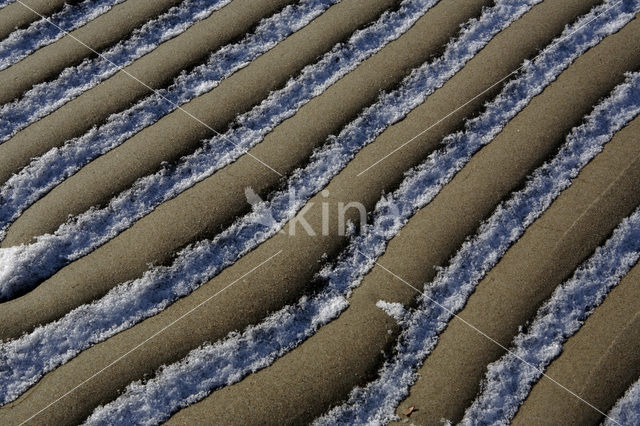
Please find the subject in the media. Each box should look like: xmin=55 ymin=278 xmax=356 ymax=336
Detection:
xmin=0 ymin=0 xmax=68 ymax=40
xmin=0 ymin=0 xmax=639 ymax=423
xmin=0 ymin=0 xmax=294 ymax=185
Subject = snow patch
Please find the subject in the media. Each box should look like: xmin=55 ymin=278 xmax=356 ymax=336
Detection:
xmin=376 ymin=301 xmax=407 ymax=323
xmin=605 ymin=379 xmax=640 ymax=426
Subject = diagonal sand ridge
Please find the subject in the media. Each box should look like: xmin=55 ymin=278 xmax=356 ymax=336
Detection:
xmin=1 ymin=0 xmax=639 ymax=423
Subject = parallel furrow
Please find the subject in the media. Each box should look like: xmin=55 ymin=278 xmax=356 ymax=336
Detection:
xmin=92 ymin=0 xmax=635 ymax=423
xmin=316 ymin=14 xmax=640 ymax=421
xmin=0 ymin=0 xmax=512 ymax=407
xmin=0 ymin=0 xmax=293 ymax=186
xmin=0 ymin=0 xmax=343 ymax=299
xmin=0 ymin=0 xmax=233 ymax=143
xmin=0 ymin=0 xmax=124 ymax=71
xmin=0 ymin=0 xmax=433 ymax=301
xmin=1 ymin=0 xmax=638 ymax=424
xmin=0 ymin=0 xmax=187 ymax=105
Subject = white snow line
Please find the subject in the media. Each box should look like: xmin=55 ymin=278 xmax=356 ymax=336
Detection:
xmin=14 ymin=250 xmax=282 ymax=426
xmin=76 ymin=1 xmax=558 ymax=423
xmin=0 ymin=0 xmax=233 ymax=143
xmin=0 ymin=0 xmax=339 ymax=264
xmin=463 ymin=137 xmax=640 ymax=423
xmin=356 ymin=0 xmax=630 ymax=175
xmin=1 ymin=0 xmax=532 ymax=413
xmin=0 ymin=0 xmax=439 ymax=298
xmin=604 ymin=378 xmax=640 ymax=426
xmin=0 ymin=0 xmax=125 ymax=71
xmin=315 ymin=25 xmax=640 ymax=426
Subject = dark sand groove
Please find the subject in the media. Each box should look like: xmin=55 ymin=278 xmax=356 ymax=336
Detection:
xmin=1 ymin=0 xmax=397 ymax=247
xmin=0 ymin=0 xmax=580 ymax=421
xmin=0 ymin=0 xmax=69 ymax=41
xmin=0 ymin=0 xmax=492 ymax=340
xmin=0 ymin=0 xmax=183 ymax=105
xmin=0 ymin=0 xmax=295 ymax=186
xmin=168 ymin=9 xmax=640 ymax=424
xmin=513 ymin=263 xmax=640 ymax=425
xmin=0 ymin=0 xmax=638 ymax=424
xmin=394 ymin=113 xmax=640 ymax=425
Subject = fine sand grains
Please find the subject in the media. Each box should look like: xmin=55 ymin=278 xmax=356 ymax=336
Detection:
xmin=0 ymin=0 xmax=68 ymax=40
xmin=0 ymin=0 xmax=639 ymax=424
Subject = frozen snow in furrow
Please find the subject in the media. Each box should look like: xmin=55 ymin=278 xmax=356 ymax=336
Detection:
xmin=77 ymin=1 xmax=562 ymax=422
xmin=605 ymin=379 xmax=640 ymax=426
xmin=316 ymin=13 xmax=640 ymax=425
xmin=1 ymin=0 xmax=535 ymax=409
xmin=461 ymin=79 xmax=640 ymax=426
xmin=463 ymin=208 xmax=640 ymax=424
xmin=0 ymin=0 xmax=442 ymax=297
xmin=0 ymin=0 xmax=125 ymax=72
xmin=0 ymin=0 xmax=339 ymax=290
xmin=0 ymin=0 xmax=233 ymax=143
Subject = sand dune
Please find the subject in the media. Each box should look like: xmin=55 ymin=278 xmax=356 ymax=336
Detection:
xmin=0 ymin=0 xmax=639 ymax=424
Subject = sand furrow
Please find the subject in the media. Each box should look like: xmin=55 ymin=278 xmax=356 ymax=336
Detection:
xmin=0 ymin=0 xmax=480 ymax=335
xmin=0 ymin=0 xmax=386 ymax=250
xmin=512 ymin=263 xmax=640 ymax=425
xmin=0 ymin=0 xmax=182 ymax=105
xmin=0 ymin=0 xmax=68 ymax=41
xmin=0 ymin=0 xmax=637 ymax=423
xmin=0 ymin=0 xmax=291 ymax=184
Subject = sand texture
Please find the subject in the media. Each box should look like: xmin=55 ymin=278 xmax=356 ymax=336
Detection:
xmin=0 ymin=0 xmax=639 ymax=424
